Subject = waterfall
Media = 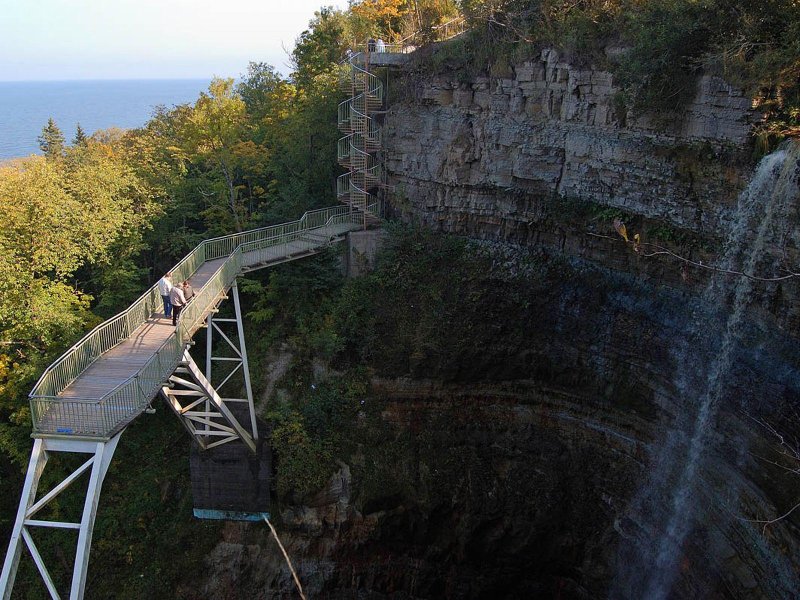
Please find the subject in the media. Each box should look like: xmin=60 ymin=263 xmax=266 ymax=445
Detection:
xmin=612 ymin=141 xmax=800 ymax=599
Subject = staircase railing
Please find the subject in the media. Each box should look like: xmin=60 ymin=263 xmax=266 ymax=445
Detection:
xmin=336 ymin=16 xmax=467 ymax=224
xmin=337 ymin=51 xmax=385 ymax=223
xmin=29 ymin=205 xmax=377 ymax=438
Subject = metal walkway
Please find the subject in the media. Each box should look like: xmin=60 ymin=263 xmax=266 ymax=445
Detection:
xmin=28 ymin=205 xmax=376 ymax=440
xmin=0 ymin=20 xmax=469 ymax=598
xmin=0 ymin=204 xmax=379 ymax=600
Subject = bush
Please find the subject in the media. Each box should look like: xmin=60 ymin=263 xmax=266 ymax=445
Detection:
xmin=269 ymin=409 xmax=334 ymax=498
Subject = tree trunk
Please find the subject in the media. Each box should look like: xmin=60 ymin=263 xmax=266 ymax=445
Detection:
xmin=219 ymin=158 xmax=241 ymax=232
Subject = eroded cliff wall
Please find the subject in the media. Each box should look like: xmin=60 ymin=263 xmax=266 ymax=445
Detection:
xmin=372 ymin=47 xmax=800 ymax=598
xmin=190 ymin=48 xmax=800 ymax=600
xmin=385 ymin=47 xmax=758 ymax=239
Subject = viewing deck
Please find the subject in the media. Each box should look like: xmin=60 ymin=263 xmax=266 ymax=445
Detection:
xmin=29 ymin=205 xmax=378 ymax=440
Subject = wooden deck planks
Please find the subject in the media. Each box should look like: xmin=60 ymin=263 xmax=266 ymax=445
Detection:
xmin=59 ymin=259 xmax=227 ymax=400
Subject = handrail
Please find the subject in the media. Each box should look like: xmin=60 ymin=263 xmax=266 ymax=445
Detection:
xmin=31 ymin=205 xmax=358 ymax=403
xmin=337 ymin=48 xmax=386 ymax=222
xmin=30 ymin=204 xmax=381 ymax=438
xmin=30 ymin=245 xmax=204 ymax=399
xmin=336 ymin=18 xmax=467 ymax=222
xmin=356 ymin=16 xmax=467 ymax=58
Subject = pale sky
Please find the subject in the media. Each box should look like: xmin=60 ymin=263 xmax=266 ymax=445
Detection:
xmin=0 ymin=0 xmax=349 ymax=81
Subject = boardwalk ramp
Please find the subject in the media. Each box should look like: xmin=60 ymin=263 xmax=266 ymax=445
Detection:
xmin=29 ymin=204 xmax=377 ymax=440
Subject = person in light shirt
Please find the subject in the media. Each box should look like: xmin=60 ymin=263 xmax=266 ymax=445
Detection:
xmin=157 ymin=272 xmax=173 ymax=318
xmin=169 ymin=283 xmax=186 ymax=326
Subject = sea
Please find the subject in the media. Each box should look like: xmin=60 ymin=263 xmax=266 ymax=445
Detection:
xmin=0 ymin=79 xmax=211 ymax=160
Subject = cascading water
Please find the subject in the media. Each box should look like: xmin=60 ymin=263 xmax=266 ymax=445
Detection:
xmin=612 ymin=141 xmax=800 ymax=599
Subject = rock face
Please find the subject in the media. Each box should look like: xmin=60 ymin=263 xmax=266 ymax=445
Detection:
xmin=193 ymin=49 xmax=800 ymax=599
xmin=385 ymin=48 xmax=757 ymax=240
xmin=197 ymin=258 xmax=800 ymax=599
xmin=375 ymin=47 xmax=800 ymax=599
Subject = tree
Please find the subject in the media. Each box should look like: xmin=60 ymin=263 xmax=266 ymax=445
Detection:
xmin=0 ymin=138 xmax=160 ymax=412
xmin=73 ymin=123 xmax=88 ymax=146
xmin=169 ymin=78 xmax=253 ymax=232
xmin=37 ymin=118 xmax=65 ymax=159
xmin=237 ymin=62 xmax=291 ymax=123
xmin=292 ymin=8 xmax=351 ymax=89
xmin=350 ymin=0 xmax=409 ymax=37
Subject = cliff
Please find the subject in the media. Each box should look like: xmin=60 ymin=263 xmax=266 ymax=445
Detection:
xmin=186 ymin=47 xmax=800 ymax=599
xmin=385 ymin=47 xmax=759 ymax=238
xmin=373 ymin=47 xmax=800 ymax=598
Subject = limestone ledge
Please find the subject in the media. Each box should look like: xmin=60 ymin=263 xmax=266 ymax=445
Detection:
xmin=385 ymin=48 xmax=759 ymax=236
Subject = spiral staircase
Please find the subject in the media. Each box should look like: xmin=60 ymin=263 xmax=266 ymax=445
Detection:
xmin=337 ymin=49 xmax=386 ymax=228
xmin=336 ymin=19 xmax=466 ymax=228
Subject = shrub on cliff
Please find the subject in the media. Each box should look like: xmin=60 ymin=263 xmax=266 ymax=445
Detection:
xmin=445 ymin=0 xmax=800 ymax=139
xmin=332 ymin=224 xmax=552 ymax=379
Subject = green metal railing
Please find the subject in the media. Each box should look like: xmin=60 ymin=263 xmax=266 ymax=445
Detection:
xmin=29 ymin=204 xmax=381 ymax=438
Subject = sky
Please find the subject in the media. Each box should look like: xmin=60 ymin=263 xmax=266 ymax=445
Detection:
xmin=0 ymin=0 xmax=349 ymax=81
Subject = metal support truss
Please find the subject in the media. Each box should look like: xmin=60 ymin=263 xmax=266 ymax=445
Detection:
xmin=0 ymin=433 xmax=123 ymax=600
xmin=161 ymin=349 xmax=256 ymax=454
xmin=204 ymin=281 xmax=258 ymax=441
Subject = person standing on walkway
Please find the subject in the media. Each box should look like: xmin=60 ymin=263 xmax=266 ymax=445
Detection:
xmin=158 ymin=272 xmax=173 ymax=318
xmin=376 ymin=38 xmax=386 ymax=53
xmin=182 ymin=280 xmax=194 ymax=301
xmin=169 ymin=283 xmax=186 ymax=326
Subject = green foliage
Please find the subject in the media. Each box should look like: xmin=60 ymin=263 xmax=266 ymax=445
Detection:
xmin=547 ymin=194 xmax=629 ymax=226
xmin=614 ymin=0 xmax=713 ymax=112
xmin=292 ymin=8 xmax=352 ymax=90
xmin=268 ymin=407 xmax=334 ymax=498
xmin=237 ymin=62 xmax=289 ymax=123
xmin=331 ymin=224 xmax=550 ymax=378
xmin=37 ymin=118 xmax=65 ymax=159
xmin=267 ymin=370 xmax=369 ymax=500
xmin=646 ymin=223 xmax=719 ymax=253
xmin=72 ymin=123 xmax=87 ymax=146
xmin=241 ymin=249 xmax=343 ymax=359
xmin=0 ymin=142 xmax=158 ymax=420
xmin=160 ymin=78 xmax=259 ymax=232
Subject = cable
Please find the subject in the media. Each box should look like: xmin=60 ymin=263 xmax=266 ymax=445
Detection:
xmin=264 ymin=516 xmax=306 ymax=600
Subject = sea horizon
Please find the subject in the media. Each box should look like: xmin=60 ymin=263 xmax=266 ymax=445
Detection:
xmin=0 ymin=78 xmax=212 ymax=159
xmin=0 ymin=76 xmax=213 ymax=83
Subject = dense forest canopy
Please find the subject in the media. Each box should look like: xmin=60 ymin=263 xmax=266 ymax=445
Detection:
xmin=0 ymin=0 xmax=798 ymax=593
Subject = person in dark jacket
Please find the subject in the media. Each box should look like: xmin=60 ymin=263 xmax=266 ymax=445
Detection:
xmin=182 ymin=280 xmax=194 ymax=301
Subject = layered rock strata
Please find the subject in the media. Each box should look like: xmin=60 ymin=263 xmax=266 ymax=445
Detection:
xmin=385 ymin=48 xmax=757 ymax=242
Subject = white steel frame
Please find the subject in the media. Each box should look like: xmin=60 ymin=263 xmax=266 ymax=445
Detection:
xmin=2 ymin=208 xmax=382 ymax=600
xmin=160 ymin=348 xmax=256 ymax=454
xmin=204 ymin=281 xmax=258 ymax=441
xmin=0 ymin=434 xmax=123 ymax=600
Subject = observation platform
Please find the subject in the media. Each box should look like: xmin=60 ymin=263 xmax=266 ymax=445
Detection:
xmin=29 ymin=206 xmax=377 ymax=441
xmin=360 ymin=50 xmax=415 ymax=68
